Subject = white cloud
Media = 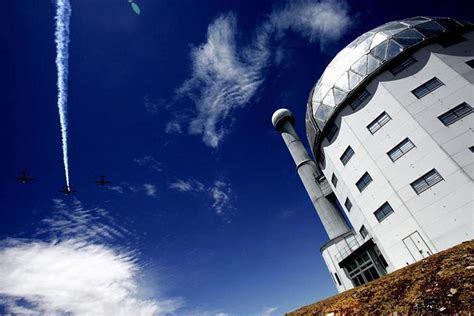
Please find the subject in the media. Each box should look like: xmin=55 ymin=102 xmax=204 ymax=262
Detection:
xmin=169 ymin=179 xmax=233 ymax=218
xmin=169 ymin=179 xmax=205 ymax=192
xmin=143 ymin=184 xmax=158 ymax=197
xmin=260 ymin=307 xmax=278 ymax=316
xmin=134 ymin=155 xmax=164 ymax=172
xmin=0 ymin=200 xmax=181 ymax=315
xmin=165 ymin=121 xmax=183 ymax=134
xmin=176 ymin=0 xmax=351 ymax=147
xmin=209 ymin=181 xmax=232 ymax=215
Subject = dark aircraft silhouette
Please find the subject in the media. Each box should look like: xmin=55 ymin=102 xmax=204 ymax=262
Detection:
xmin=94 ymin=176 xmax=111 ymax=186
xmin=15 ymin=170 xmax=36 ymax=184
xmin=59 ymin=185 xmax=76 ymax=195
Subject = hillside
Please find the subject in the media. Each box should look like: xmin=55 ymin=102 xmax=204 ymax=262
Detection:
xmin=287 ymin=240 xmax=473 ymax=315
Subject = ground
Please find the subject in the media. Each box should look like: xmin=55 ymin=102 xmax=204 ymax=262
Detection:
xmin=287 ymin=240 xmax=474 ymax=315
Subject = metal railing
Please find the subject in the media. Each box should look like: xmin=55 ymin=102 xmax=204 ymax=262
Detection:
xmin=335 ymin=233 xmax=371 ymax=263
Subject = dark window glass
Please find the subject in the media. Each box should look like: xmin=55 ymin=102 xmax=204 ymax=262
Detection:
xmin=374 ymin=202 xmax=394 ymax=222
xmin=438 ymin=102 xmax=473 ymax=126
xmin=340 ymin=146 xmax=355 ymax=165
xmin=437 ymin=34 xmax=466 ymax=48
xmin=331 ymin=173 xmax=338 ymax=188
xmin=412 ymin=77 xmax=444 ymax=99
xmin=411 ymin=169 xmax=443 ymax=194
xmin=469 ymin=146 xmax=474 ymax=153
xmin=359 ymin=225 xmax=368 ymax=239
xmin=326 ymin=124 xmax=339 ymax=142
xmin=344 ymin=198 xmax=352 ymax=211
xmin=350 ymin=90 xmax=370 ymax=110
xmin=356 ymin=172 xmax=373 ymax=192
xmin=367 ymin=112 xmax=391 ymax=134
xmin=466 ymin=59 xmax=474 ymax=69
xmin=334 ymin=273 xmax=342 ymax=286
xmin=390 ymin=56 xmax=416 ymax=75
xmin=387 ymin=138 xmax=415 ymax=162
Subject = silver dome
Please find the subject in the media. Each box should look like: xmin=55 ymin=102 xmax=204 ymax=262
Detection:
xmin=306 ymin=16 xmax=473 ymax=153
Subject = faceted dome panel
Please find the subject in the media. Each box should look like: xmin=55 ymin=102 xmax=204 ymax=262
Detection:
xmin=306 ymin=16 xmax=472 ymax=144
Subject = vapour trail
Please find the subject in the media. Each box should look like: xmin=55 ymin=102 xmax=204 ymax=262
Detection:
xmin=55 ymin=0 xmax=72 ymax=187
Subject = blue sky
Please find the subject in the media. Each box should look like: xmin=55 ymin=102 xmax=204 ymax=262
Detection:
xmin=1 ymin=0 xmax=471 ymax=315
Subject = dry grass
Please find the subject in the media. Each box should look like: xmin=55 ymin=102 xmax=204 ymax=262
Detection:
xmin=287 ymin=240 xmax=474 ymax=315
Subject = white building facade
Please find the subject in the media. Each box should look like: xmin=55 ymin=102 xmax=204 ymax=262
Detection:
xmin=273 ymin=17 xmax=474 ymax=292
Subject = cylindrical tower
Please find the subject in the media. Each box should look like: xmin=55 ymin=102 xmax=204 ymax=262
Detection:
xmin=272 ymin=108 xmax=350 ymax=240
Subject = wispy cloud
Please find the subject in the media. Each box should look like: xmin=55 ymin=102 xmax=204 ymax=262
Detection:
xmin=165 ymin=121 xmax=183 ymax=134
xmin=169 ymin=179 xmax=205 ymax=192
xmin=169 ymin=178 xmax=233 ymax=218
xmin=260 ymin=307 xmax=278 ymax=316
xmin=0 ymin=200 xmax=181 ymax=315
xmin=134 ymin=155 xmax=164 ymax=172
xmin=175 ymin=0 xmax=351 ymax=147
xmin=209 ymin=181 xmax=232 ymax=216
xmin=143 ymin=183 xmax=158 ymax=197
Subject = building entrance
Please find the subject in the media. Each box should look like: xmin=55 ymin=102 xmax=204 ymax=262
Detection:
xmin=403 ymin=231 xmax=433 ymax=261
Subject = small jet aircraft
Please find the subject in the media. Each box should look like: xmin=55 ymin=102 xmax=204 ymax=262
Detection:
xmin=15 ymin=170 xmax=36 ymax=184
xmin=94 ymin=176 xmax=111 ymax=186
xmin=59 ymin=185 xmax=76 ymax=195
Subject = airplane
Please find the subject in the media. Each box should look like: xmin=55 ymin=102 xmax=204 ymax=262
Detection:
xmin=59 ymin=185 xmax=76 ymax=195
xmin=15 ymin=170 xmax=36 ymax=184
xmin=94 ymin=176 xmax=111 ymax=186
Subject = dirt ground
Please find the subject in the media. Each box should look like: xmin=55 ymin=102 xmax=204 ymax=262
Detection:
xmin=287 ymin=240 xmax=473 ymax=315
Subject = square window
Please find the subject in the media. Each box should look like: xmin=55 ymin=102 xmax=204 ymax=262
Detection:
xmin=374 ymin=202 xmax=394 ymax=222
xmin=344 ymin=198 xmax=352 ymax=211
xmin=390 ymin=56 xmax=416 ymax=75
xmin=350 ymin=90 xmax=370 ymax=110
xmin=356 ymin=172 xmax=373 ymax=192
xmin=359 ymin=225 xmax=368 ymax=239
xmin=387 ymin=138 xmax=415 ymax=162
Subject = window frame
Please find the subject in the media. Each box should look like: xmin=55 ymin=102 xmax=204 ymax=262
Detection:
xmin=350 ymin=90 xmax=371 ymax=111
xmin=438 ymin=102 xmax=473 ymax=126
xmin=331 ymin=173 xmax=338 ymax=188
xmin=411 ymin=77 xmax=444 ymax=99
xmin=367 ymin=112 xmax=392 ymax=134
xmin=387 ymin=138 xmax=415 ymax=162
xmin=344 ymin=198 xmax=352 ymax=212
xmin=326 ymin=124 xmax=339 ymax=142
xmin=359 ymin=225 xmax=368 ymax=239
xmin=390 ymin=56 xmax=416 ymax=75
xmin=373 ymin=202 xmax=394 ymax=222
xmin=340 ymin=146 xmax=355 ymax=166
xmin=410 ymin=169 xmax=444 ymax=195
xmin=356 ymin=172 xmax=373 ymax=192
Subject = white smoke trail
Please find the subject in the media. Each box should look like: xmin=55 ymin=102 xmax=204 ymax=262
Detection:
xmin=55 ymin=0 xmax=72 ymax=187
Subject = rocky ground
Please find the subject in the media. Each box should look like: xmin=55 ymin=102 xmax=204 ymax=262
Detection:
xmin=287 ymin=240 xmax=473 ymax=315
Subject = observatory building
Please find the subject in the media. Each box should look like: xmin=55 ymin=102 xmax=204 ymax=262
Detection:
xmin=272 ymin=16 xmax=474 ymax=292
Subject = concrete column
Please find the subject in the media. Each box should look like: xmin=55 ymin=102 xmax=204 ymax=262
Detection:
xmin=272 ymin=108 xmax=350 ymax=239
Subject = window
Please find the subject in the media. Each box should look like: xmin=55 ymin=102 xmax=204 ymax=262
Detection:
xmin=466 ymin=59 xmax=474 ymax=69
xmin=437 ymin=34 xmax=466 ymax=48
xmin=367 ymin=112 xmax=391 ymax=134
xmin=359 ymin=225 xmax=368 ymax=239
xmin=356 ymin=172 xmax=372 ymax=192
xmin=340 ymin=146 xmax=355 ymax=165
xmin=334 ymin=273 xmax=342 ymax=286
xmin=412 ymin=77 xmax=444 ymax=99
xmin=470 ymin=146 xmax=474 ymax=153
xmin=331 ymin=173 xmax=338 ymax=187
xmin=438 ymin=102 xmax=473 ymax=126
xmin=411 ymin=169 xmax=444 ymax=194
xmin=387 ymin=138 xmax=415 ymax=162
xmin=344 ymin=198 xmax=352 ymax=211
xmin=390 ymin=56 xmax=416 ymax=75
xmin=326 ymin=124 xmax=339 ymax=142
xmin=350 ymin=90 xmax=370 ymax=110
xmin=374 ymin=202 xmax=394 ymax=222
